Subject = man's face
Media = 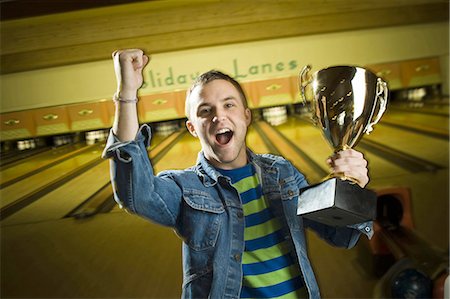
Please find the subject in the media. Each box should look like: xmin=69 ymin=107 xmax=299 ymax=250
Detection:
xmin=186 ymin=79 xmax=251 ymax=170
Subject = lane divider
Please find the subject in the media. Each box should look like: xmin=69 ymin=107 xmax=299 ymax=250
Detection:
xmin=0 ymin=143 xmax=100 ymax=189
xmin=292 ymin=114 xmax=445 ymax=173
xmin=253 ymin=121 xmax=328 ymax=181
xmin=65 ymin=129 xmax=187 ymax=219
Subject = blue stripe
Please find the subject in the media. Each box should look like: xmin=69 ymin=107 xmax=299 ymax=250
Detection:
xmin=243 ymin=253 xmax=294 ymax=275
xmin=216 ymin=163 xmax=255 ymax=184
xmin=245 ymin=208 xmax=273 ymax=227
xmin=240 ymin=276 xmax=304 ymax=298
xmin=245 ymin=229 xmax=284 ymax=251
xmin=240 ymin=185 xmax=263 ymax=204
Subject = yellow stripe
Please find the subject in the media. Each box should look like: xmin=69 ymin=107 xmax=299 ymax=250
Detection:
xmin=242 ymin=241 xmax=292 ymax=264
xmin=242 ymin=264 xmax=301 ymax=288
xmin=244 ymin=218 xmax=282 ymax=241
xmin=242 ymin=194 xmax=267 ymax=215
xmin=232 ymin=173 xmax=258 ymax=193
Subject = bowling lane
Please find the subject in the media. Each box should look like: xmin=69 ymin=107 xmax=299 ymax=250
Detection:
xmin=0 ymin=143 xmax=105 ymax=210
xmin=390 ymin=102 xmax=449 ymax=116
xmin=365 ymin=124 xmax=449 ymax=167
xmin=255 ymin=121 xmax=327 ymax=183
xmin=0 ymin=143 xmax=96 ymax=187
xmin=2 ymin=161 xmax=111 ymax=226
xmin=246 ymin=125 xmax=270 ymax=154
xmin=274 ymin=117 xmax=410 ymax=181
xmin=1 ymin=130 xmax=179 ymax=225
xmin=382 ymin=109 xmax=449 ymax=135
xmin=153 ymin=130 xmax=201 ymax=173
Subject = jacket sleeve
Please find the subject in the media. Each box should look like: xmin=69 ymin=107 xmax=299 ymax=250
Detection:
xmin=292 ymin=165 xmax=373 ymax=249
xmin=102 ymin=124 xmax=181 ymax=228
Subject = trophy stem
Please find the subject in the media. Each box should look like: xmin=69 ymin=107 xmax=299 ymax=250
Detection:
xmin=322 ymin=172 xmax=360 ymax=185
xmin=333 ymin=144 xmax=352 ymax=153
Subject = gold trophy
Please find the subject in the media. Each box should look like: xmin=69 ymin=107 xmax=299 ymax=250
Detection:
xmin=297 ymin=65 xmax=388 ymax=226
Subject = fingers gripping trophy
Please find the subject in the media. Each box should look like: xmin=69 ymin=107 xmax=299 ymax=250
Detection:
xmin=297 ymin=65 xmax=388 ymax=226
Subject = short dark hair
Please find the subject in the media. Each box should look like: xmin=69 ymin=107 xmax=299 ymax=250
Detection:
xmin=185 ymin=70 xmax=248 ymax=118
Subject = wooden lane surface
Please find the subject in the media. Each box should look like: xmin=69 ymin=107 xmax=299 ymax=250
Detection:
xmin=246 ymin=125 xmax=270 ymax=154
xmin=151 ymin=132 xmax=201 ymax=175
xmin=389 ymin=102 xmax=449 ymax=116
xmin=255 ymin=120 xmax=327 ymax=183
xmin=2 ymin=161 xmax=112 ymax=226
xmin=1 ymin=143 xmax=73 ymax=170
xmin=0 ymin=143 xmax=105 ymax=210
xmin=0 ymin=146 xmax=52 ymax=168
xmin=365 ymin=124 xmax=449 ymax=168
xmin=381 ymin=109 xmax=449 ymax=138
xmin=0 ymin=143 xmax=96 ymax=187
xmin=1 ymin=131 xmax=172 ymax=225
xmin=274 ymin=117 xmax=410 ymax=182
xmin=1 ymin=213 xmax=183 ymax=298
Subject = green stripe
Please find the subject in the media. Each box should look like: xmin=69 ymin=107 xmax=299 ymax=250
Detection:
xmin=275 ymin=287 xmax=309 ymax=299
xmin=242 ymin=194 xmax=267 ymax=215
xmin=242 ymin=240 xmax=292 ymax=264
xmin=233 ymin=173 xmax=258 ymax=193
xmin=244 ymin=217 xmax=282 ymax=241
xmin=242 ymin=264 xmax=301 ymax=287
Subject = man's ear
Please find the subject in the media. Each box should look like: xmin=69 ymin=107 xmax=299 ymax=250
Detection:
xmin=186 ymin=120 xmax=198 ymax=137
xmin=245 ymin=108 xmax=252 ymax=126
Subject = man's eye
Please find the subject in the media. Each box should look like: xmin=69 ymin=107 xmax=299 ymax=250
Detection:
xmin=200 ymin=108 xmax=211 ymax=114
xmin=225 ymin=103 xmax=235 ymax=108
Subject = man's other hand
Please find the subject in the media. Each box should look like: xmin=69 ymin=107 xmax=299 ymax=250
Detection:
xmin=327 ymin=149 xmax=369 ymax=188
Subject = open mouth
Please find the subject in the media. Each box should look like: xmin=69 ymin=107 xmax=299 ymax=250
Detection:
xmin=215 ymin=128 xmax=234 ymax=145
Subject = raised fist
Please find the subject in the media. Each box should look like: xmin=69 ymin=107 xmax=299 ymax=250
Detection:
xmin=112 ymin=49 xmax=150 ymax=100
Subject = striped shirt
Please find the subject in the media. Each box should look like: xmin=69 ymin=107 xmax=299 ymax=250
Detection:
xmin=217 ymin=163 xmax=308 ymax=298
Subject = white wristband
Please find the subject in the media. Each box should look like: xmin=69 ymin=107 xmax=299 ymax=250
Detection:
xmin=113 ymin=93 xmax=138 ymax=103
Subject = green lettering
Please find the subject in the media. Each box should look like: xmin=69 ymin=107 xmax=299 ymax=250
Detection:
xmin=289 ymin=60 xmax=298 ymax=70
xmin=261 ymin=63 xmax=272 ymax=74
xmin=276 ymin=62 xmax=285 ymax=72
xmin=177 ymin=75 xmax=187 ymax=85
xmin=232 ymin=59 xmax=247 ymax=79
xmin=249 ymin=65 xmax=259 ymax=75
xmin=165 ymin=67 xmax=174 ymax=85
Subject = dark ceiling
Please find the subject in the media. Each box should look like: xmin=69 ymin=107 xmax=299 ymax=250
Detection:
xmin=0 ymin=0 xmax=149 ymax=20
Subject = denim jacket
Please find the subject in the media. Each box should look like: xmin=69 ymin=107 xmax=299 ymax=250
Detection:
xmin=103 ymin=125 xmax=372 ymax=299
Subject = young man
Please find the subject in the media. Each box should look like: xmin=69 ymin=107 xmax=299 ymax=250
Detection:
xmin=103 ymin=49 xmax=372 ymax=299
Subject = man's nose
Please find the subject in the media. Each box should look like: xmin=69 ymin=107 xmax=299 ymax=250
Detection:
xmin=212 ymin=108 xmax=226 ymax=123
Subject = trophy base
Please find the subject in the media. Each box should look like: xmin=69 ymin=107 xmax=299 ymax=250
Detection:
xmin=297 ymin=178 xmax=377 ymax=227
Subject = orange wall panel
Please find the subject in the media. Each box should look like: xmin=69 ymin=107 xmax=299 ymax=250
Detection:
xmin=365 ymin=62 xmax=402 ymax=90
xmin=67 ymin=102 xmax=110 ymax=131
xmin=253 ymin=77 xmax=294 ymax=108
xmin=400 ymin=57 xmax=441 ymax=88
xmin=0 ymin=110 xmax=36 ymax=140
xmin=32 ymin=106 xmax=70 ymax=136
xmin=139 ymin=91 xmax=185 ymax=123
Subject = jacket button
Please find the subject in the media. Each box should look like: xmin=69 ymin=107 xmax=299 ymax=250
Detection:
xmin=234 ymin=254 xmax=241 ymax=262
xmin=237 ymin=211 xmax=244 ymax=218
xmin=288 ymin=190 xmax=294 ymax=196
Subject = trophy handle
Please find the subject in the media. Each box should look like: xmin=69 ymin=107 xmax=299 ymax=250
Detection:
xmin=299 ymin=65 xmax=313 ymax=111
xmin=365 ymin=78 xmax=388 ymax=134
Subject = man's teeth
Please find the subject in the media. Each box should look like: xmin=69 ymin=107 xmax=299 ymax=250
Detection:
xmin=217 ymin=128 xmax=231 ymax=134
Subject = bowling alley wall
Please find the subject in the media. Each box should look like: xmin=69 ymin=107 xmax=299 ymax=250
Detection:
xmin=0 ymin=21 xmax=448 ymax=144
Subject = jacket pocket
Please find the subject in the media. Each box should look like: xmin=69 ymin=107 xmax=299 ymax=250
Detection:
xmin=280 ymin=175 xmax=299 ymax=200
xmin=180 ymin=189 xmax=224 ymax=251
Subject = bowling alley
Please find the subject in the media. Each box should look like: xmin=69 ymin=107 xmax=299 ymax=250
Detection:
xmin=0 ymin=1 xmax=448 ymax=298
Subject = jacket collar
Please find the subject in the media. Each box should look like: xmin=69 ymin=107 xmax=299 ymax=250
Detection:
xmin=194 ymin=149 xmax=280 ymax=187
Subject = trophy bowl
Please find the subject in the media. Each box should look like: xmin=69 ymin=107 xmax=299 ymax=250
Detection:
xmin=297 ymin=65 xmax=388 ymax=226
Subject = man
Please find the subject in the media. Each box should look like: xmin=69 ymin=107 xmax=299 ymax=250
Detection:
xmin=103 ymin=49 xmax=372 ymax=299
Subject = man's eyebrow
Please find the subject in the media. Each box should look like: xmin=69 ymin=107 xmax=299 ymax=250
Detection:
xmin=222 ymin=96 xmax=237 ymax=101
xmin=197 ymin=103 xmax=211 ymax=110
